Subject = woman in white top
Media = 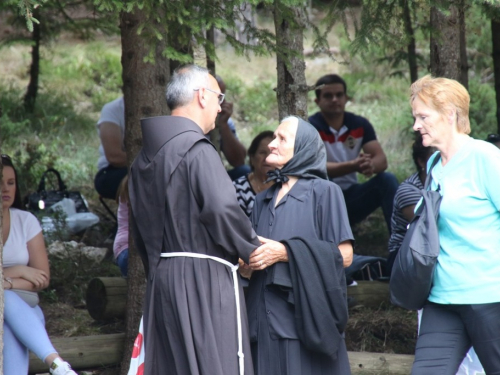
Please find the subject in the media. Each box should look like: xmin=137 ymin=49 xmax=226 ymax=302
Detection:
xmin=2 ymin=154 xmax=77 ymax=375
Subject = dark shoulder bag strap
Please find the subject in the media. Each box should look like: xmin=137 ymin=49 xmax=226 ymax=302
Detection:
xmin=423 ymin=153 xmax=441 ymax=191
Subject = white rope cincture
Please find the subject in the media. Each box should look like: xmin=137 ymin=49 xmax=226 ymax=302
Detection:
xmin=160 ymin=252 xmax=244 ymax=375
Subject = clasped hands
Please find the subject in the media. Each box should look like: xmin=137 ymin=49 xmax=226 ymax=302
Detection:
xmin=239 ymin=236 xmax=288 ymax=278
xmin=354 ymin=153 xmax=375 ymax=177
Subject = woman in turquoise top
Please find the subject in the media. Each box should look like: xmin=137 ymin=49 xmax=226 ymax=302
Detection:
xmin=410 ymin=75 xmax=500 ymax=374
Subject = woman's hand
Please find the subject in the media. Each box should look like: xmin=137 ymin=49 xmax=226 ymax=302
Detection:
xmin=20 ymin=266 xmax=49 ymax=289
xmin=238 ymin=258 xmax=253 ymax=279
xmin=249 ymin=236 xmax=288 ymax=270
xmin=338 ymin=240 xmax=354 ymax=268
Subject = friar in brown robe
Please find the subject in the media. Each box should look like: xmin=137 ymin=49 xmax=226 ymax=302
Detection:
xmin=128 ymin=64 xmax=261 ymax=375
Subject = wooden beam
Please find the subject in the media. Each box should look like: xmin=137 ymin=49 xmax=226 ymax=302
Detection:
xmin=29 ymin=333 xmax=414 ymax=374
xmin=347 ymin=280 xmax=390 ymax=309
xmin=86 ymin=277 xmax=128 ymax=320
xmin=85 ymin=278 xmax=392 ymax=322
xmin=28 ymin=333 xmax=125 ymax=374
xmin=349 ymin=351 xmax=414 ymax=374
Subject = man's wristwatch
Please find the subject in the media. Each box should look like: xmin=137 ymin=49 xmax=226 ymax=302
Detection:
xmin=4 ymin=277 xmax=13 ymax=290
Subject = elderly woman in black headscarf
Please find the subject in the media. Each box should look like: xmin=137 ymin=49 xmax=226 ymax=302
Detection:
xmin=244 ymin=116 xmax=354 ymax=375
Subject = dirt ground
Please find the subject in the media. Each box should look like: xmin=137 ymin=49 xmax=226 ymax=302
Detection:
xmin=30 ymin=195 xmax=418 ymax=375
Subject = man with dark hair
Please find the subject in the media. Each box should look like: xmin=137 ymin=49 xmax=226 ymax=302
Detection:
xmin=309 ymin=74 xmax=398 ymax=233
xmin=128 ymin=64 xmax=264 ymax=375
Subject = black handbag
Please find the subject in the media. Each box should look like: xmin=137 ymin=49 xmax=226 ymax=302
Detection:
xmin=390 ymin=154 xmax=441 ymax=310
xmin=25 ymin=168 xmax=89 ymax=213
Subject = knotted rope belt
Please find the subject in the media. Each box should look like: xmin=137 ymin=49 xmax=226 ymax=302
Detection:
xmin=160 ymin=252 xmax=244 ymax=375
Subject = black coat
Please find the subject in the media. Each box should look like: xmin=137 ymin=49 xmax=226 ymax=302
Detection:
xmin=280 ymin=237 xmax=348 ymax=359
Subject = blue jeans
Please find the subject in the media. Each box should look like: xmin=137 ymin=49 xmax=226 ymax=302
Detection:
xmin=413 ymin=302 xmax=500 ymax=374
xmin=116 ymin=248 xmax=129 ymax=277
xmin=3 ymin=291 xmax=57 ymax=375
xmin=342 ymin=172 xmax=399 ymax=234
xmin=227 ymin=165 xmax=251 ymax=181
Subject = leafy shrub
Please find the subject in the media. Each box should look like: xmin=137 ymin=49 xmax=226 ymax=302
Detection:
xmin=468 ymin=77 xmax=497 ymax=140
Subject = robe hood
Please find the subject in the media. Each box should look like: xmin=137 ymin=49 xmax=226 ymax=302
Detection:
xmin=141 ymin=115 xmax=209 ymax=162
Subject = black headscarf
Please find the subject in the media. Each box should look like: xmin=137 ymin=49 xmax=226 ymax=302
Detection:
xmin=266 ymin=117 xmax=327 ymax=183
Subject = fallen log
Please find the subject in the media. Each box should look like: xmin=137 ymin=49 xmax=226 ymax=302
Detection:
xmin=86 ymin=277 xmax=128 ymax=320
xmin=29 ymin=333 xmax=413 ymax=374
xmin=349 ymin=351 xmax=415 ymax=374
xmin=28 ymin=333 xmax=125 ymax=374
xmin=347 ymin=280 xmax=390 ymax=309
xmin=86 ymin=277 xmax=391 ymax=321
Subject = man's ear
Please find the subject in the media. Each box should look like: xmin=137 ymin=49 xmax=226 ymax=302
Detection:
xmin=196 ymin=88 xmax=207 ymax=108
xmin=314 ymin=97 xmax=319 ymax=105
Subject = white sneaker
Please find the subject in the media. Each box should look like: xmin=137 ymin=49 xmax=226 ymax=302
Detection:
xmin=49 ymin=358 xmax=78 ymax=375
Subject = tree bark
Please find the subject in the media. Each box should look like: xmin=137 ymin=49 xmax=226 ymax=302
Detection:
xmin=24 ymin=7 xmax=41 ymax=112
xmin=119 ymin=8 xmax=170 ymax=375
xmin=492 ymin=18 xmax=500 ymax=133
xmin=401 ymin=0 xmax=418 ymax=83
xmin=273 ymin=1 xmax=308 ymax=121
xmin=206 ymin=25 xmax=220 ymax=152
xmin=429 ymin=0 xmax=468 ymax=88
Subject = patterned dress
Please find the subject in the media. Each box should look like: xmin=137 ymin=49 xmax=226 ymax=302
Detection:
xmin=233 ymin=174 xmax=257 ymax=216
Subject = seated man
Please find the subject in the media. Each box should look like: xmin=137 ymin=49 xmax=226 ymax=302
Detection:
xmin=94 ymin=97 xmax=127 ymax=200
xmin=308 ymin=74 xmax=398 ymax=233
xmin=214 ymin=75 xmax=251 ymax=180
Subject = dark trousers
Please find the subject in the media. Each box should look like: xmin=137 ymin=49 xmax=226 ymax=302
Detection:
xmin=94 ymin=165 xmax=128 ymax=200
xmin=227 ymin=164 xmax=251 ymax=181
xmin=412 ymin=302 xmax=500 ymax=375
xmin=342 ymin=172 xmax=399 ymax=234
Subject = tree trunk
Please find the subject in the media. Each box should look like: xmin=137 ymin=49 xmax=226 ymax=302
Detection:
xmin=119 ymin=8 xmax=170 ymax=375
xmin=206 ymin=26 xmax=220 ymax=152
xmin=492 ymin=18 xmax=500 ymax=133
xmin=401 ymin=0 xmax=418 ymax=83
xmin=429 ymin=0 xmax=468 ymax=88
xmin=23 ymin=7 xmax=41 ymax=112
xmin=273 ymin=1 xmax=308 ymax=121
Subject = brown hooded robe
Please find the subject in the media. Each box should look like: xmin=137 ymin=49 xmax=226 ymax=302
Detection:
xmin=129 ymin=116 xmax=259 ymax=375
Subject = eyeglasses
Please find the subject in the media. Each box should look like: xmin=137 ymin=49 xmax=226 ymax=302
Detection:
xmin=194 ymin=87 xmax=225 ymax=105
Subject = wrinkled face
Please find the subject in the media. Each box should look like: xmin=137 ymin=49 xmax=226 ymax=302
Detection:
xmin=2 ymin=166 xmax=16 ymax=209
xmin=204 ymin=75 xmax=223 ymax=132
xmin=315 ymin=83 xmax=347 ymax=117
xmin=412 ymin=96 xmax=449 ymax=148
xmin=250 ymin=137 xmax=273 ymax=176
xmin=266 ymin=120 xmax=298 ymax=169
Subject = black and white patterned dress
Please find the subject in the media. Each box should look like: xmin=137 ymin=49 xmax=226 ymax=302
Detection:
xmin=233 ymin=174 xmax=257 ymax=216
